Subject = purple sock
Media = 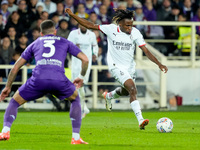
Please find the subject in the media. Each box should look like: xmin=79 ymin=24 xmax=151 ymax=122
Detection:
xmin=3 ymin=98 xmax=20 ymax=128
xmin=70 ymin=95 xmax=82 ymax=133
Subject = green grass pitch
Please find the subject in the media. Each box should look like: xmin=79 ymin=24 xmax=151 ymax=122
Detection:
xmin=0 ymin=110 xmax=200 ymax=150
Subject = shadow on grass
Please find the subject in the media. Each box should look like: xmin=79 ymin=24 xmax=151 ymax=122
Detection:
xmin=13 ymin=131 xmax=69 ymax=136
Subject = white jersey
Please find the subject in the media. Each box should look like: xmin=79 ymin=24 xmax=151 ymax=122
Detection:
xmin=68 ymin=28 xmax=98 ymax=83
xmin=98 ymin=24 xmax=146 ymax=72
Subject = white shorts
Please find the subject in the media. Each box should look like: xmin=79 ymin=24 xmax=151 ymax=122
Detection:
xmin=109 ymin=67 xmax=136 ymax=87
xmin=71 ymin=67 xmax=91 ymax=84
xmin=71 ymin=59 xmax=91 ymax=84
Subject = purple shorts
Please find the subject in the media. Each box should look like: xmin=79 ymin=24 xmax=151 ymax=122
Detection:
xmin=18 ymin=77 xmax=76 ymax=101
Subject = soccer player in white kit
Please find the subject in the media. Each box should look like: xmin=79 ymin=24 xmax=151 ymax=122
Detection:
xmin=68 ymin=24 xmax=98 ymax=118
xmin=65 ymin=8 xmax=168 ymax=129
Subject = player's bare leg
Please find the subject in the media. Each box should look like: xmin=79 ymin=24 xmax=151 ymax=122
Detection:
xmin=68 ymin=90 xmax=88 ymax=144
xmin=103 ymin=79 xmax=149 ymax=129
xmin=0 ymin=90 xmax=26 ymax=141
xmin=103 ymin=86 xmax=129 ymax=111
xmin=123 ymin=79 xmax=149 ymax=130
xmin=103 ymin=87 xmax=128 ymax=111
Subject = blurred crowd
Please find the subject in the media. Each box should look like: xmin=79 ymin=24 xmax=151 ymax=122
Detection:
xmin=0 ymin=0 xmax=200 ymax=93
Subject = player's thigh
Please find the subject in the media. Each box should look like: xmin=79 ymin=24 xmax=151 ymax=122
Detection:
xmin=13 ymin=90 xmax=27 ymax=105
xmin=52 ymin=80 xmax=77 ymax=100
xmin=109 ymin=67 xmax=134 ymax=87
xmin=18 ymin=78 xmax=46 ymax=101
xmin=67 ymin=90 xmax=78 ymax=101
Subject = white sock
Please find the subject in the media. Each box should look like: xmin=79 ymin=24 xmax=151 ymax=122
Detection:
xmin=83 ymin=102 xmax=89 ymax=112
xmin=72 ymin=132 xmax=80 ymax=140
xmin=79 ymin=87 xmax=85 ymax=100
xmin=130 ymin=100 xmax=144 ymax=124
xmin=107 ymin=90 xmax=120 ymax=100
xmin=1 ymin=126 xmax=10 ymax=133
xmin=78 ymin=87 xmax=85 ymax=112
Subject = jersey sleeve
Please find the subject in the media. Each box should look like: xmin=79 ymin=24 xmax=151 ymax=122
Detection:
xmin=98 ymin=24 xmax=113 ymax=36
xmin=67 ymin=40 xmax=81 ymax=57
xmin=91 ymin=32 xmax=98 ymax=57
xmin=135 ymin=29 xmax=146 ymax=47
xmin=21 ymin=42 xmax=34 ymax=61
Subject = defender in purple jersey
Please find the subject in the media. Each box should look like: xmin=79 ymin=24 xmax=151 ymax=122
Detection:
xmin=0 ymin=20 xmax=89 ymax=144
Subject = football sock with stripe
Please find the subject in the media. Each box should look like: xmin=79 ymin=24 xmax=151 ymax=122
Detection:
xmin=107 ymin=90 xmax=120 ymax=100
xmin=130 ymin=100 xmax=144 ymax=124
xmin=70 ymin=95 xmax=81 ymax=138
xmin=2 ymin=98 xmax=20 ymax=133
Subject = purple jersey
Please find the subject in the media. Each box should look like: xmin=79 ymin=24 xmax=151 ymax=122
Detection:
xmin=21 ymin=34 xmax=81 ymax=81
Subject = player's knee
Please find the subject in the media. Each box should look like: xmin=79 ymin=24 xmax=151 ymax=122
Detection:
xmin=68 ymin=90 xmax=78 ymax=101
xmin=116 ymin=87 xmax=129 ymax=96
xmin=13 ymin=90 xmax=27 ymax=105
xmin=129 ymin=87 xmax=137 ymax=96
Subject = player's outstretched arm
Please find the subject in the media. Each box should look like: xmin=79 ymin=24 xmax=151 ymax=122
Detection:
xmin=140 ymin=46 xmax=168 ymax=73
xmin=73 ymin=52 xmax=89 ymax=88
xmin=0 ymin=57 xmax=27 ymax=101
xmin=65 ymin=8 xmax=99 ymax=30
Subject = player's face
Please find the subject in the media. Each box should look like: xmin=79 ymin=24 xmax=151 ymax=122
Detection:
xmin=119 ymin=19 xmax=133 ymax=35
xmin=79 ymin=24 xmax=87 ymax=33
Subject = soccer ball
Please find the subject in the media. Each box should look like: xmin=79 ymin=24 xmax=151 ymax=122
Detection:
xmin=156 ymin=117 xmax=173 ymax=133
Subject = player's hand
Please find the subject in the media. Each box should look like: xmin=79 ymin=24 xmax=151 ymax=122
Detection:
xmin=73 ymin=78 xmax=84 ymax=89
xmin=65 ymin=8 xmax=73 ymax=16
xmin=0 ymin=87 xmax=11 ymax=101
xmin=159 ymin=64 xmax=168 ymax=73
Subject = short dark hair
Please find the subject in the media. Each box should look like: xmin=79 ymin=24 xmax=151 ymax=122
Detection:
xmin=90 ymin=11 xmax=97 ymax=15
xmin=59 ymin=19 xmax=68 ymax=26
xmin=172 ymin=4 xmax=180 ymax=10
xmin=178 ymin=13 xmax=187 ymax=18
xmin=113 ymin=9 xmax=134 ymax=24
xmin=32 ymin=27 xmax=40 ymax=32
xmin=8 ymin=26 xmax=16 ymax=30
xmin=11 ymin=11 xmax=19 ymax=15
xmin=40 ymin=20 xmax=55 ymax=35
xmin=13 ymin=51 xmax=21 ymax=57
xmin=19 ymin=33 xmax=27 ymax=39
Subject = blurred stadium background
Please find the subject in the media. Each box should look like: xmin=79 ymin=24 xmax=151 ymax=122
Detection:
xmin=0 ymin=1 xmax=200 ymax=111
xmin=1 ymin=0 xmax=200 ymax=149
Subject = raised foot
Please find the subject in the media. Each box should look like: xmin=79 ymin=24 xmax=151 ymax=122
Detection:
xmin=102 ymin=92 xmax=112 ymax=111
